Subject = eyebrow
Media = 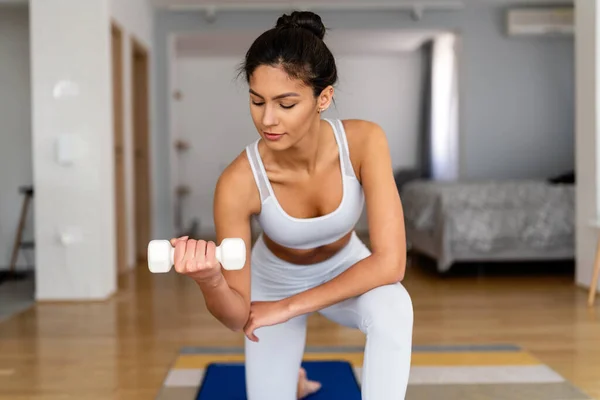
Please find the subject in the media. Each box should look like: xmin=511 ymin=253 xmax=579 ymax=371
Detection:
xmin=249 ymin=89 xmax=300 ymax=100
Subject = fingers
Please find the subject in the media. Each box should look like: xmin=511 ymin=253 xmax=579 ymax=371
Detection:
xmin=173 ymin=238 xmax=189 ymax=273
xmin=205 ymin=241 xmax=217 ymax=268
xmin=244 ymin=321 xmax=259 ymax=342
xmin=184 ymin=239 xmax=198 ymax=272
xmin=243 ymin=310 xmax=260 ymax=342
xmin=172 ymin=236 xmax=194 ymax=273
xmin=171 ymin=237 xmax=220 ymax=277
xmin=169 ymin=235 xmax=189 ymax=246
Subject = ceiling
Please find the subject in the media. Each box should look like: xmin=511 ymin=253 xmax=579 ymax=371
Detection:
xmin=152 ymin=0 xmax=573 ymax=10
xmin=0 ymin=0 xmax=573 ymax=8
xmin=166 ymin=0 xmax=572 ymax=56
xmin=175 ymin=28 xmax=443 ymax=57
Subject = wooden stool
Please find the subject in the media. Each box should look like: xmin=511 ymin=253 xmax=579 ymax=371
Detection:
xmin=9 ymin=185 xmax=34 ymax=276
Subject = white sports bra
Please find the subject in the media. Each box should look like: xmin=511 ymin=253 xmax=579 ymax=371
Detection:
xmin=245 ymin=118 xmax=365 ymax=250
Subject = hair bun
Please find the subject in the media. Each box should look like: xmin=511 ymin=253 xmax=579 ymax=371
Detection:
xmin=276 ymin=11 xmax=326 ymax=40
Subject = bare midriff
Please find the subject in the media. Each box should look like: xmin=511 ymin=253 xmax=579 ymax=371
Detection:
xmin=261 ymin=230 xmax=354 ymax=265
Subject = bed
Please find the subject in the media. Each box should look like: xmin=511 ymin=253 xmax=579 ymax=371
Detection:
xmin=400 ymin=179 xmax=575 ymax=273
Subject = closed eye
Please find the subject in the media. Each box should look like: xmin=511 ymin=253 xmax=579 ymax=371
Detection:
xmin=251 ymin=101 xmax=296 ymax=110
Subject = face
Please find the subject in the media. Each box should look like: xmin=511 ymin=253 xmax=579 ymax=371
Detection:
xmin=248 ymin=64 xmax=333 ymax=149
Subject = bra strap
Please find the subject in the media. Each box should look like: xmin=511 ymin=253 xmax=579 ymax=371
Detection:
xmin=245 ymin=141 xmax=271 ymax=203
xmin=330 ymin=119 xmax=357 ymax=179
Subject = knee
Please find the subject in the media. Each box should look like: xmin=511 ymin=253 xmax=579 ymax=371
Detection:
xmin=359 ymin=283 xmax=413 ymax=341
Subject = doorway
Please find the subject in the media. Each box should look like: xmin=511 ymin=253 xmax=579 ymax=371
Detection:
xmin=111 ymin=22 xmax=128 ymax=275
xmin=131 ymin=37 xmax=151 ymax=263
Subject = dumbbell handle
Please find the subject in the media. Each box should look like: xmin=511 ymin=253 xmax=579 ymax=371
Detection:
xmin=147 ymin=238 xmax=246 ymax=273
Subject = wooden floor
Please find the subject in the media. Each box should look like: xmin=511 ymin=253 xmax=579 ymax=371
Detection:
xmin=0 ymin=253 xmax=599 ymax=399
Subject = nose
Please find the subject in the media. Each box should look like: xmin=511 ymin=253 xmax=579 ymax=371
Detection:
xmin=261 ymin=104 xmax=278 ymax=127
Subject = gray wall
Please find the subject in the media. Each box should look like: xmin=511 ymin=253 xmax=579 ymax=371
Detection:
xmin=0 ymin=6 xmax=32 ymax=270
xmin=152 ymin=6 xmax=574 ymax=239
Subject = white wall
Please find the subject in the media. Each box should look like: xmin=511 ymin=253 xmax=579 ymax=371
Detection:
xmin=172 ymin=47 xmax=425 ymax=234
xmin=30 ymin=0 xmax=115 ymax=300
xmin=173 ymin=56 xmax=258 ymax=235
xmin=0 ymin=6 xmax=31 ymax=271
xmin=26 ymin=0 xmax=153 ymax=300
xmin=323 ymin=52 xmax=426 ymax=230
xmin=325 ymin=53 xmax=425 ymax=171
xmin=575 ymin=0 xmax=600 ymax=294
xmin=110 ymin=0 xmax=154 ymax=268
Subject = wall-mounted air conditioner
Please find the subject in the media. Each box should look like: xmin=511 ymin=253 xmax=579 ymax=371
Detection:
xmin=506 ymin=7 xmax=574 ymax=36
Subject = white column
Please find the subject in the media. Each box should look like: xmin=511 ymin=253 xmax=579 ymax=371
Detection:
xmin=575 ymin=0 xmax=600 ymax=293
xmin=30 ymin=0 xmax=116 ymax=300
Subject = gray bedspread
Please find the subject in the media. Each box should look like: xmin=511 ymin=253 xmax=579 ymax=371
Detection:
xmin=401 ymin=179 xmax=575 ymax=253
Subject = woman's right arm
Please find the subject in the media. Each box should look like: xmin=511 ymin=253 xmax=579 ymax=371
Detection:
xmin=172 ymin=156 xmax=255 ymax=332
xmin=204 ymin=161 xmax=255 ymax=331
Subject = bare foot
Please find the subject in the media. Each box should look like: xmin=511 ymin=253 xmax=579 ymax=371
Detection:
xmin=297 ymin=367 xmax=322 ymax=399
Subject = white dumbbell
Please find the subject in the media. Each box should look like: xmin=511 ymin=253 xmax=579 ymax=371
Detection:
xmin=147 ymin=238 xmax=246 ymax=273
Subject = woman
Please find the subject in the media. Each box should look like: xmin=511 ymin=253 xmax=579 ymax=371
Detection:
xmin=170 ymin=10 xmax=413 ymax=399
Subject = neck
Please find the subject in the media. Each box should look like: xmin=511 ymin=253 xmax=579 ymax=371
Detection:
xmin=273 ymin=118 xmax=324 ymax=174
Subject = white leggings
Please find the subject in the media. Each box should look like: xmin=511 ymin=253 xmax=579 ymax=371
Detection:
xmin=245 ymin=232 xmax=414 ymax=400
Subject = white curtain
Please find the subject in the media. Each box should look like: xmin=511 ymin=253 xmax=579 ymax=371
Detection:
xmin=430 ymin=33 xmax=459 ymax=181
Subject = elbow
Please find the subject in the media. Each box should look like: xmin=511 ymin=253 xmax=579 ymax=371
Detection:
xmin=228 ymin=323 xmax=246 ymax=333
xmin=233 ymin=311 xmax=250 ymax=332
xmin=209 ymin=307 xmax=250 ymax=332
xmin=386 ymin=268 xmax=405 ymax=285
xmin=382 ymin=253 xmax=406 ymax=284
xmin=219 ymin=313 xmax=249 ymax=332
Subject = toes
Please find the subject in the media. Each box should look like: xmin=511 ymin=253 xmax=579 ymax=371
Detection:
xmin=298 ymin=367 xmax=306 ymax=379
xmin=304 ymin=380 xmax=322 ymax=396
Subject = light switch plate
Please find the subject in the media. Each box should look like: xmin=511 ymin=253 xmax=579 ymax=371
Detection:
xmin=55 ymin=134 xmax=77 ymax=165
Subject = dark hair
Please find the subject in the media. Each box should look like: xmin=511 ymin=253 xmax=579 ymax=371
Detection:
xmin=239 ymin=11 xmax=337 ymax=98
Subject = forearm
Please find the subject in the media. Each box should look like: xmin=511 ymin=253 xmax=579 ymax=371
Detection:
xmin=196 ymin=274 xmax=249 ymax=331
xmin=286 ymin=254 xmax=404 ymax=318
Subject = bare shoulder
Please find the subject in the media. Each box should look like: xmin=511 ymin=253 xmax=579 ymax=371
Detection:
xmin=339 ymin=119 xmax=389 ymax=180
xmin=215 ymin=149 xmax=261 ymax=216
xmin=341 ymin=119 xmax=386 ymax=145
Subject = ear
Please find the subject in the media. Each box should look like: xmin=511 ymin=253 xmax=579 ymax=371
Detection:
xmin=316 ymin=85 xmax=334 ymax=113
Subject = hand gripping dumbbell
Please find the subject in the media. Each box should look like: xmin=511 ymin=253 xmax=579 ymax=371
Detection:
xmin=147 ymin=238 xmax=246 ymax=273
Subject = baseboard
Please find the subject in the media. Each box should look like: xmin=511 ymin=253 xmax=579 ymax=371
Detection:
xmin=0 ymin=266 xmax=34 ymax=271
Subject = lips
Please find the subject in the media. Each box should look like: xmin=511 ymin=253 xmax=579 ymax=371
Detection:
xmin=264 ymin=132 xmax=284 ymax=141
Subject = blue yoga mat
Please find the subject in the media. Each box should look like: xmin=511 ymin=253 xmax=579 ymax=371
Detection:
xmin=196 ymin=360 xmax=361 ymax=399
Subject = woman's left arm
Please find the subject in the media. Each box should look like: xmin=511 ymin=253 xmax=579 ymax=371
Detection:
xmin=244 ymin=121 xmax=406 ymax=341
xmin=243 ymin=121 xmax=407 ymax=341
xmin=284 ymin=121 xmax=407 ymax=317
